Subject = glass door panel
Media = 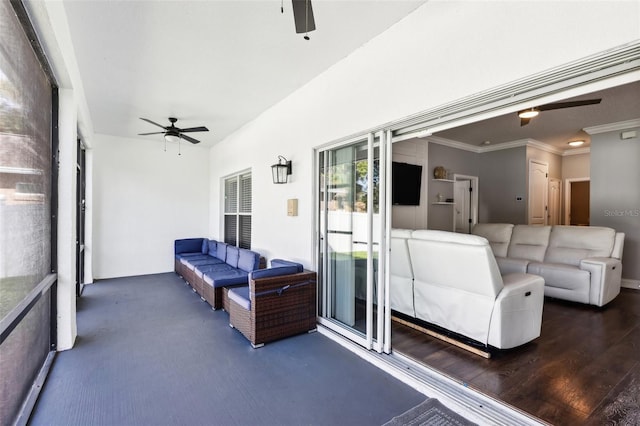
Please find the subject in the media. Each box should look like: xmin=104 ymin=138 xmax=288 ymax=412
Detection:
xmin=318 ymin=134 xmax=385 ymax=349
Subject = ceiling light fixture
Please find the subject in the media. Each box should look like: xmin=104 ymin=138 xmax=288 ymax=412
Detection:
xmin=568 ymin=140 xmax=585 ymax=147
xmin=164 ymin=133 xmax=181 ymax=144
xmin=518 ymin=108 xmax=539 ymax=119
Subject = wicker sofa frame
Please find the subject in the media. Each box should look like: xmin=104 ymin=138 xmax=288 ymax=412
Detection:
xmin=228 ymin=270 xmax=317 ymax=348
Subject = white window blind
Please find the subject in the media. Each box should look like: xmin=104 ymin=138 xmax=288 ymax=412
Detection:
xmin=223 ymin=172 xmax=251 ymax=249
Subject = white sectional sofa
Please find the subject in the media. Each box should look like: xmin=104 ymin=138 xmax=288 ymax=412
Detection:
xmin=390 ymin=229 xmax=545 ymax=349
xmin=472 ymin=224 xmax=625 ymax=307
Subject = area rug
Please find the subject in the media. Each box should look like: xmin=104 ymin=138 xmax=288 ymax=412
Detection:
xmin=383 ymin=398 xmax=477 ymax=426
xmin=601 ymin=376 xmax=640 ymax=425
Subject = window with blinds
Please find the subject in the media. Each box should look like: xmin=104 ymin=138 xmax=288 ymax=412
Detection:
xmin=224 ymin=172 xmax=251 ymax=249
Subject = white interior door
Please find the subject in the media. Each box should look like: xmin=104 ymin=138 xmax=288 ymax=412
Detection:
xmin=453 ymin=180 xmax=470 ymax=233
xmin=452 ymin=175 xmax=478 ymax=234
xmin=548 ymin=178 xmax=561 ymax=226
xmin=528 ymin=160 xmax=548 ymax=225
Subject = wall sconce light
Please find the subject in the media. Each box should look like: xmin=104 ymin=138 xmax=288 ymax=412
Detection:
xmin=271 ymin=155 xmax=292 ymax=184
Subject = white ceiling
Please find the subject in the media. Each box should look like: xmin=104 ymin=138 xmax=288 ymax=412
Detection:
xmin=62 ymin=0 xmax=427 ymax=147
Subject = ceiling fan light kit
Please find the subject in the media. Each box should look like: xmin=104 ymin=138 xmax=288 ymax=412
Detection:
xmin=518 ymin=108 xmax=539 ymax=119
xmin=164 ymin=133 xmax=180 ymax=144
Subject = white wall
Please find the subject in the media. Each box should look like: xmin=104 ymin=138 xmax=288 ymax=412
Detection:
xmin=392 ymin=138 xmax=429 ymax=230
xmin=93 ymin=135 xmax=209 ymax=278
xmin=590 ymin=127 xmax=640 ymax=283
xmin=208 ymin=1 xmax=640 ymax=268
xmin=562 ymin=153 xmax=590 ymax=180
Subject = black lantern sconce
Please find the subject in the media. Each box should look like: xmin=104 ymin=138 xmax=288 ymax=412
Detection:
xmin=271 ymin=155 xmax=292 ymax=184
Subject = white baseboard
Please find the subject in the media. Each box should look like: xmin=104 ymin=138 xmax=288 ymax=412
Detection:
xmin=621 ymin=279 xmax=640 ymax=290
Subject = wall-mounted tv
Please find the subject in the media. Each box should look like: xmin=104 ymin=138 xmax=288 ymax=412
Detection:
xmin=392 ymin=162 xmax=423 ymax=206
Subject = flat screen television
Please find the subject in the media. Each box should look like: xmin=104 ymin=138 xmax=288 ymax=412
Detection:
xmin=392 ymin=162 xmax=422 ymax=206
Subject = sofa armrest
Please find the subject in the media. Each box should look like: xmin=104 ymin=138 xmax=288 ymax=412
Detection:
xmin=580 ymin=257 xmax=622 ymax=306
xmin=250 ymin=271 xmax=317 ymax=332
xmin=612 ymin=233 xmax=625 ymax=260
xmin=250 ymin=271 xmax=316 ymax=300
xmin=497 ymin=273 xmax=545 ymax=299
xmin=489 ymin=273 xmax=544 ymax=349
xmin=496 ymin=257 xmax=529 ymax=275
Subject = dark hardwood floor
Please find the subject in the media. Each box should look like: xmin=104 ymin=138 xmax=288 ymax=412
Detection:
xmin=391 ymin=288 xmax=640 ymax=425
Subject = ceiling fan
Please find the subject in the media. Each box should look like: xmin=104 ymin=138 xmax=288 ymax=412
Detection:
xmin=138 ymin=117 xmax=209 ymax=144
xmin=282 ymin=0 xmax=316 ymax=40
xmin=518 ymin=99 xmax=601 ymax=126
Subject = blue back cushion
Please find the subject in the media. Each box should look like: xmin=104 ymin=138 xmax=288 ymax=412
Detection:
xmin=175 ymin=238 xmax=204 ymax=255
xmin=270 ymin=259 xmax=304 ymax=273
xmin=237 ymin=249 xmax=260 ymax=273
xmin=226 ymin=246 xmax=240 ymax=268
xmin=207 ymin=240 xmax=218 ymax=257
xmin=250 ymin=265 xmax=299 ymax=281
xmin=216 ymin=242 xmax=227 ymax=261
xmin=201 ymin=238 xmax=209 ymax=254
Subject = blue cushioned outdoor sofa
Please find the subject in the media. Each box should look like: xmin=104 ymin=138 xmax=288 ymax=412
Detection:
xmin=175 ymin=239 xmax=317 ymax=347
xmin=174 ymin=238 xmax=263 ymax=310
xmin=227 ymin=259 xmax=317 ymax=348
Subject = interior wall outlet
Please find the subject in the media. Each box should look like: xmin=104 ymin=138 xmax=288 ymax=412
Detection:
xmin=515 ymin=196 xmax=524 ymax=202
xmin=287 ymin=198 xmax=298 ymax=216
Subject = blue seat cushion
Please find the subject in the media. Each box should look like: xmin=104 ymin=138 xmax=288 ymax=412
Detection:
xmin=175 ymin=252 xmax=204 ymax=260
xmin=249 ymin=265 xmax=300 ymax=281
xmin=203 ymin=269 xmax=249 ymax=288
xmin=185 ymin=257 xmax=224 ymax=271
xmin=180 ymin=254 xmax=211 ymax=265
xmin=195 ymin=263 xmax=233 ymax=278
xmin=228 ymin=286 xmax=251 ymax=311
xmin=238 ymin=249 xmax=260 ymax=273
xmin=270 ymin=259 xmax=304 ymax=273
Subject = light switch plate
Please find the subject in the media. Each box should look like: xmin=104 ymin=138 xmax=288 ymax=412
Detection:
xmin=287 ymin=198 xmax=298 ymax=216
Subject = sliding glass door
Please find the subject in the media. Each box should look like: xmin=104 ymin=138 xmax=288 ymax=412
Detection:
xmin=317 ymin=132 xmax=390 ymax=352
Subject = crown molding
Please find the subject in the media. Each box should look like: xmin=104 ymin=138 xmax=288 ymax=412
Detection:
xmin=562 ymin=147 xmax=591 ymax=156
xmin=584 ymin=118 xmax=640 ymax=135
xmin=427 ymin=136 xmax=588 ymax=156
xmin=525 ymin=139 xmax=565 ymax=156
xmin=426 ymin=136 xmax=481 ymax=153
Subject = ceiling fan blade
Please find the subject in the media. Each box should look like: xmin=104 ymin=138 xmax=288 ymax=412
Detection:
xmin=292 ymin=0 xmax=316 ymax=34
xmin=538 ymin=99 xmax=601 ymax=111
xmin=139 ymin=117 xmax=168 ymax=130
xmin=180 ymin=134 xmax=201 ymax=144
xmin=178 ymin=126 xmax=209 ymax=133
xmin=520 ymin=117 xmax=532 ymax=126
xmin=138 ymin=132 xmax=165 ymax=136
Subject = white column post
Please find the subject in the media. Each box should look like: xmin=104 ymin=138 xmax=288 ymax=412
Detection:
xmin=56 ymin=88 xmax=77 ymax=351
